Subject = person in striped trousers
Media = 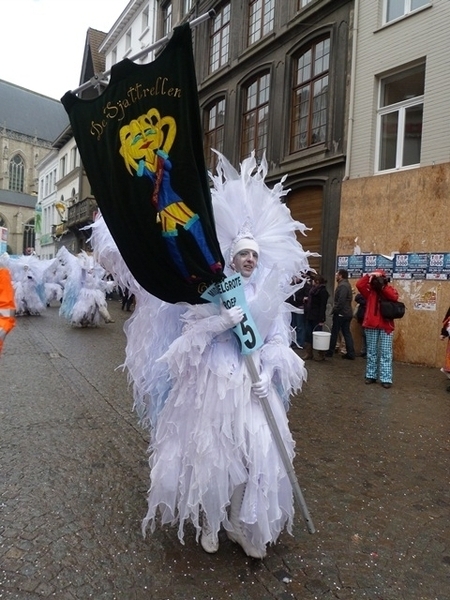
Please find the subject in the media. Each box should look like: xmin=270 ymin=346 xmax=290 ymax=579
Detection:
xmin=356 ymin=270 xmax=399 ymax=388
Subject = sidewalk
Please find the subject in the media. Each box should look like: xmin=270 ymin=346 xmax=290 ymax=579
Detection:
xmin=1 ymin=302 xmax=449 ymax=600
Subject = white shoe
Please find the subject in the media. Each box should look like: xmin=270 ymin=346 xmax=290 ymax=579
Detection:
xmin=226 ymin=528 xmax=266 ymax=559
xmin=200 ymin=516 xmax=219 ymax=554
xmin=227 ymin=483 xmax=266 ymax=559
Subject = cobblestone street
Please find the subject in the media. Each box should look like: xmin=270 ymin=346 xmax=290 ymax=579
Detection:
xmin=1 ymin=300 xmax=449 ymax=599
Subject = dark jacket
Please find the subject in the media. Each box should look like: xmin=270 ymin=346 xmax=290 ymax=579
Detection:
xmin=332 ymin=279 xmax=353 ymax=319
xmin=305 ymin=283 xmax=329 ymax=323
xmin=354 ymin=293 xmax=366 ymax=324
xmin=287 ymin=281 xmax=311 ymax=309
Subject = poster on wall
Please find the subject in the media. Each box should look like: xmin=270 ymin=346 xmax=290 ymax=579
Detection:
xmin=363 ymin=254 xmax=394 ymax=278
xmin=426 ymin=253 xmax=450 ymax=280
xmin=336 ymin=255 xmax=364 ymax=278
xmin=414 ymin=289 xmax=437 ymax=311
xmin=393 ymin=253 xmax=429 ymax=279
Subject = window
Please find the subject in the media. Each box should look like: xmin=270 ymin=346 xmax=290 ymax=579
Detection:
xmin=290 ymin=37 xmax=330 ymax=152
xmin=248 ymin=0 xmax=274 ymax=46
xmin=210 ymin=4 xmax=230 ymax=74
xmin=377 ymin=64 xmax=424 ymax=172
xmin=126 ymin=29 xmax=132 ymax=51
xmin=384 ymin=0 xmax=429 ymax=23
xmin=299 ymin=0 xmax=313 ymax=7
xmin=9 ymin=154 xmax=24 ymax=192
xmin=183 ymin=0 xmax=193 ymax=15
xmin=163 ymin=3 xmax=172 ymax=36
xmin=60 ymin=155 xmax=67 ymax=178
xmin=23 ymin=220 xmax=35 ymax=253
xmin=112 ymin=47 xmax=117 ymax=66
xmin=241 ymin=72 xmax=270 ymax=161
xmin=142 ymin=7 xmax=149 ymax=32
xmin=204 ymin=98 xmax=226 ymax=172
xmin=71 ymin=147 xmax=78 ymax=171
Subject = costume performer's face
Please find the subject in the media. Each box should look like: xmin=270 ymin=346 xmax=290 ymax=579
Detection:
xmin=232 ymin=249 xmax=259 ymax=278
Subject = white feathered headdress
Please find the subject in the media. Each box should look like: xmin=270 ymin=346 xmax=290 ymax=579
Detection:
xmin=210 ymin=151 xmax=313 ymax=281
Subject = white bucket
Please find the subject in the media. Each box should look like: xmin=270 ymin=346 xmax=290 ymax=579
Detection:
xmin=312 ymin=328 xmax=331 ymax=351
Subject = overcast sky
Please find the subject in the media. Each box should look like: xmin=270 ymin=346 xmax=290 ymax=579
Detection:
xmin=1 ymin=0 xmax=129 ymax=100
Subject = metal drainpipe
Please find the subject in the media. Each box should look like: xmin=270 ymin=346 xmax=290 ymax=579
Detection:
xmin=343 ymin=0 xmax=360 ymax=181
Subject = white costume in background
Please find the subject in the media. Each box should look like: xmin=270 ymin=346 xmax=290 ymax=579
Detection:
xmin=58 ymin=248 xmax=115 ymax=327
xmin=2 ymin=254 xmax=47 ymax=316
xmin=89 ymin=152 xmax=313 ymax=558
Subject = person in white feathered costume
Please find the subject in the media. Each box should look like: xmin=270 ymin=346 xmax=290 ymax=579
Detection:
xmin=58 ymin=248 xmax=116 ymax=327
xmin=2 ymin=254 xmax=47 ymax=316
xmin=89 ymin=152 xmax=313 ymax=559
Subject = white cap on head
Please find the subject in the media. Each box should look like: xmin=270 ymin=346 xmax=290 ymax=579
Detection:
xmin=231 ymin=237 xmax=260 ymax=259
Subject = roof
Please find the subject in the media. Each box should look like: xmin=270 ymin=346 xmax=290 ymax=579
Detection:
xmin=79 ymin=28 xmax=108 ymax=88
xmin=0 ymin=189 xmax=37 ymax=210
xmin=0 ymin=79 xmax=69 ymax=143
xmin=88 ymin=28 xmax=108 ymax=77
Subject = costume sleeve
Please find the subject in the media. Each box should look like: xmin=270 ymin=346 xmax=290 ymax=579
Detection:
xmin=259 ymin=312 xmax=307 ymax=408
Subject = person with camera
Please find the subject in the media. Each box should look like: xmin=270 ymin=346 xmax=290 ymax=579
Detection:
xmin=356 ymin=269 xmax=399 ymax=388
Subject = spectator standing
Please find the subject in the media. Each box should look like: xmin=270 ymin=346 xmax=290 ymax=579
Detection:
xmin=302 ymin=274 xmax=329 ymax=360
xmin=287 ymin=273 xmax=311 ymax=349
xmin=326 ymin=269 xmax=356 ymax=360
xmin=355 ymin=270 xmax=399 ymax=388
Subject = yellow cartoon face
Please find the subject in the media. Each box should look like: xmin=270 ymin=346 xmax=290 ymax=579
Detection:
xmin=119 ymin=108 xmax=176 ymax=175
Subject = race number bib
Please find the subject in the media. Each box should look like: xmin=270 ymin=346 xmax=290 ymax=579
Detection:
xmin=201 ymin=274 xmax=263 ymax=355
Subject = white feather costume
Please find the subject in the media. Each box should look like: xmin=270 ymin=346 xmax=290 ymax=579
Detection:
xmin=89 ymin=152 xmax=312 ymax=557
xmin=2 ymin=254 xmax=47 ymax=316
xmin=58 ymin=248 xmax=115 ymax=327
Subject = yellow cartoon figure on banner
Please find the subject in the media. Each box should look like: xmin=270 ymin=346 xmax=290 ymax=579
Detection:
xmin=119 ymin=108 xmax=221 ymax=282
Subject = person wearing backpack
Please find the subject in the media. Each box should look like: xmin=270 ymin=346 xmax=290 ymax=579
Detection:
xmin=356 ymin=270 xmax=399 ymax=388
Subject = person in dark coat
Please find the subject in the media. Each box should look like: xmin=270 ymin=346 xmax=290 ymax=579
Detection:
xmin=302 ymin=274 xmax=329 ymax=360
xmin=325 ymin=269 xmax=356 ymax=360
xmin=287 ymin=273 xmax=312 ymax=349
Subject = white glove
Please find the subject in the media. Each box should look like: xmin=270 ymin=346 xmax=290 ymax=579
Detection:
xmin=252 ymin=371 xmax=270 ymax=398
xmin=219 ymin=303 xmax=244 ymax=330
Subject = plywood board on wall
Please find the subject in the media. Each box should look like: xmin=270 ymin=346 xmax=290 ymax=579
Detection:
xmin=340 ymin=163 xmax=450 ymax=367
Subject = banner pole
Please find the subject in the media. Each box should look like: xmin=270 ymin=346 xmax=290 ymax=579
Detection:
xmin=244 ymin=354 xmax=316 ymax=534
xmin=70 ymin=10 xmax=216 ymax=95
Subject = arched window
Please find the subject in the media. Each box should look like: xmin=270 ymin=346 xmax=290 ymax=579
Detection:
xmin=290 ymin=36 xmax=330 ymax=152
xmin=23 ymin=219 xmax=35 ymax=254
xmin=204 ymin=98 xmax=226 ymax=173
xmin=241 ymin=72 xmax=270 ymax=162
xmin=9 ymin=154 xmax=25 ymax=192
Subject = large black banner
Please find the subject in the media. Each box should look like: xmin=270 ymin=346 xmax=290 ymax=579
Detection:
xmin=61 ymin=24 xmax=224 ymax=304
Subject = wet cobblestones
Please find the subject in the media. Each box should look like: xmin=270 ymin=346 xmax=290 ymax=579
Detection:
xmin=1 ymin=301 xmax=449 ymax=599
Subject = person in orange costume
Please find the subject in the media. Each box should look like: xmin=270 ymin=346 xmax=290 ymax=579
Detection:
xmin=0 ymin=267 xmax=16 ymax=355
